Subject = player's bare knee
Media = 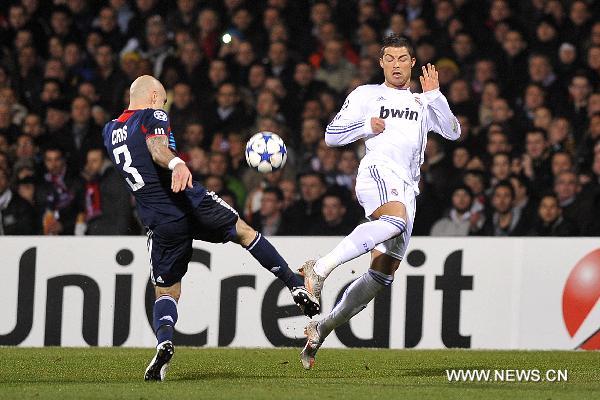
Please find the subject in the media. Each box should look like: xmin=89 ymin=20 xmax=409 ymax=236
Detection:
xmin=234 ymin=218 xmax=257 ymax=247
xmin=370 ymin=251 xmax=401 ymax=276
xmin=155 ymin=283 xmax=181 ymax=302
xmin=371 ymin=201 xmax=407 ymax=220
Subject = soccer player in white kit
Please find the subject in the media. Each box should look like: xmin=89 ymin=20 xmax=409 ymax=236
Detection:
xmin=299 ymin=35 xmax=461 ymax=369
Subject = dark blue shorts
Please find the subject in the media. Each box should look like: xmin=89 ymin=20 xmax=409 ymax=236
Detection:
xmin=147 ymin=191 xmax=239 ymax=287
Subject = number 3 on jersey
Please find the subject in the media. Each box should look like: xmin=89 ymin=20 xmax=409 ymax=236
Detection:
xmin=113 ymin=144 xmax=145 ymax=191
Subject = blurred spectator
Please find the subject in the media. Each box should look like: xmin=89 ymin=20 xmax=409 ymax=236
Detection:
xmin=203 ymin=82 xmax=250 ymax=137
xmin=227 ymin=132 xmax=248 ymax=178
xmin=576 ymin=113 xmax=600 ymax=169
xmin=522 ymin=128 xmax=552 ymax=194
xmin=0 ymin=103 xmax=20 ymax=143
xmin=204 ymin=174 xmax=225 ymax=194
xmin=499 ymin=30 xmax=528 ymax=98
xmin=250 ymin=186 xmax=284 ymax=236
xmin=447 ymin=78 xmax=477 ymax=125
xmin=528 ymin=193 xmax=576 ymax=236
xmin=244 ymin=169 xmax=286 ymax=220
xmin=207 ymin=151 xmax=245 ymax=209
xmin=478 ymin=181 xmax=528 ymax=236
xmin=13 ymin=133 xmax=38 ymax=167
xmin=463 ymin=169 xmax=488 ymax=215
xmin=66 ymin=96 xmax=103 ymax=170
xmin=553 ymin=170 xmax=594 ymax=234
xmin=0 ymin=167 xmax=37 ymax=235
xmin=186 ymin=145 xmax=209 ymax=180
xmin=181 ymin=122 xmax=205 ymax=151
xmin=166 ymin=0 xmax=199 ymax=32
xmin=92 ymin=44 xmax=128 ymax=115
xmin=35 ymin=147 xmax=84 ymax=235
xmin=195 ymin=8 xmax=221 ymax=61
xmin=560 ymin=73 xmax=593 ymax=138
xmin=509 ymin=174 xmax=537 ymax=231
xmin=38 ymin=100 xmax=70 ymax=150
xmin=550 ymin=151 xmax=574 ymax=182
xmin=168 ymin=82 xmax=198 ymax=143
xmin=278 ymin=178 xmax=297 ymax=212
xmin=335 ymin=149 xmax=359 ymax=192
xmin=174 ymin=40 xmax=208 ymax=98
xmin=280 ymin=171 xmax=326 ymax=235
xmin=478 ymin=81 xmax=501 ymax=128
xmin=430 ymin=185 xmax=480 ymax=236
xmin=315 ymin=39 xmax=356 ymax=94
xmin=422 ymin=134 xmax=452 ymax=201
xmin=490 ymin=153 xmax=511 ymax=188
xmin=95 ymin=6 xmax=126 ymax=52
xmin=80 ymin=148 xmax=132 ymax=235
xmin=548 ymin=116 xmax=575 ymax=155
xmin=309 ymin=190 xmax=354 ymax=235
xmin=264 ymin=41 xmax=295 ymax=88
xmin=471 ymin=59 xmax=496 ymax=96
xmin=121 ymin=15 xmax=174 ymax=77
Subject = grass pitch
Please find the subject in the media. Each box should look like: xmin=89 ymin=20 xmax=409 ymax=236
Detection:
xmin=1 ymin=347 xmax=598 ymax=400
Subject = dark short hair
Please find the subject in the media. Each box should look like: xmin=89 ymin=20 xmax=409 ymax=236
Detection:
xmin=263 ymin=186 xmax=284 ymax=201
xmin=493 ymin=180 xmax=515 ymax=199
xmin=379 ymin=35 xmax=415 ymax=59
xmin=43 ymin=146 xmax=64 ymax=157
xmin=526 ymin=128 xmax=547 ymax=139
xmin=493 ymin=152 xmax=511 ymax=161
xmin=539 ymin=192 xmax=559 ymax=205
xmin=453 ymin=184 xmax=473 ymax=198
xmin=297 ymin=171 xmax=326 ymax=185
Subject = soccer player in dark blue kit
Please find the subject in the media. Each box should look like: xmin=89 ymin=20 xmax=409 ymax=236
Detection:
xmin=103 ymin=75 xmax=319 ymax=381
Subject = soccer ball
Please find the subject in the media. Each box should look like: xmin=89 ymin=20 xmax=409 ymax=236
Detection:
xmin=245 ymin=132 xmax=288 ymax=173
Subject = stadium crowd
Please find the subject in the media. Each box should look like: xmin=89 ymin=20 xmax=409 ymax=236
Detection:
xmin=0 ymin=0 xmax=599 ymax=236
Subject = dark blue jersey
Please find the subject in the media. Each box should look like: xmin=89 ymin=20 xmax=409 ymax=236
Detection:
xmin=103 ymin=108 xmax=206 ymax=228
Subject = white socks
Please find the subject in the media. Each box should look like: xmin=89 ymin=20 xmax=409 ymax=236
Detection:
xmin=318 ymin=269 xmax=393 ymax=339
xmin=313 ymin=215 xmax=406 ymax=278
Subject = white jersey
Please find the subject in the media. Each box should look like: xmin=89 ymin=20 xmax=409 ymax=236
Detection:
xmin=325 ymin=83 xmax=461 ymax=194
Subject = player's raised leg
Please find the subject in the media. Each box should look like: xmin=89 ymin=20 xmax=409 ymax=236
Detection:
xmin=301 ymin=249 xmax=398 ymax=369
xmin=145 ymin=282 xmax=179 ymax=381
xmin=234 ymin=218 xmax=320 ymax=317
xmin=300 ymin=200 xmax=406 ymax=304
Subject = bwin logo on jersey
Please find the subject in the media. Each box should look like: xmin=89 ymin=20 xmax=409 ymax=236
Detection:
xmin=379 ymin=106 xmax=419 ymax=121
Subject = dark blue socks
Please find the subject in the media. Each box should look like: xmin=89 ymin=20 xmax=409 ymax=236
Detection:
xmin=246 ymin=233 xmax=303 ymax=289
xmin=153 ymin=295 xmax=178 ymax=344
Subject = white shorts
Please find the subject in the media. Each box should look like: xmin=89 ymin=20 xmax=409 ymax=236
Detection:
xmin=355 ymin=165 xmax=416 ymax=261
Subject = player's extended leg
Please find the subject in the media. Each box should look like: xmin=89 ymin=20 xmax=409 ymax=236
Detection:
xmin=234 ymin=218 xmax=320 ymax=317
xmin=145 ymin=283 xmax=180 ymax=381
xmin=300 ymin=250 xmax=399 ymax=369
xmin=300 ymin=201 xmax=406 ymax=304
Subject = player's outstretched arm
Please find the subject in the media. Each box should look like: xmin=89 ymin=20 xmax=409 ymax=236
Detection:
xmin=420 ymin=63 xmax=461 ymax=141
xmin=146 ymin=135 xmax=193 ymax=193
xmin=325 ymin=87 xmax=376 ymax=147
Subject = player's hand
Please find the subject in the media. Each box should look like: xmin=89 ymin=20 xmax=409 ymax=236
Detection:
xmin=420 ymin=63 xmax=439 ymax=92
xmin=171 ymin=163 xmax=193 ymax=193
xmin=370 ymin=117 xmax=385 ymax=134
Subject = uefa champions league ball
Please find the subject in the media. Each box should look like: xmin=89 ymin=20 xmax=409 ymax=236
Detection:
xmin=245 ymin=132 xmax=288 ymax=173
